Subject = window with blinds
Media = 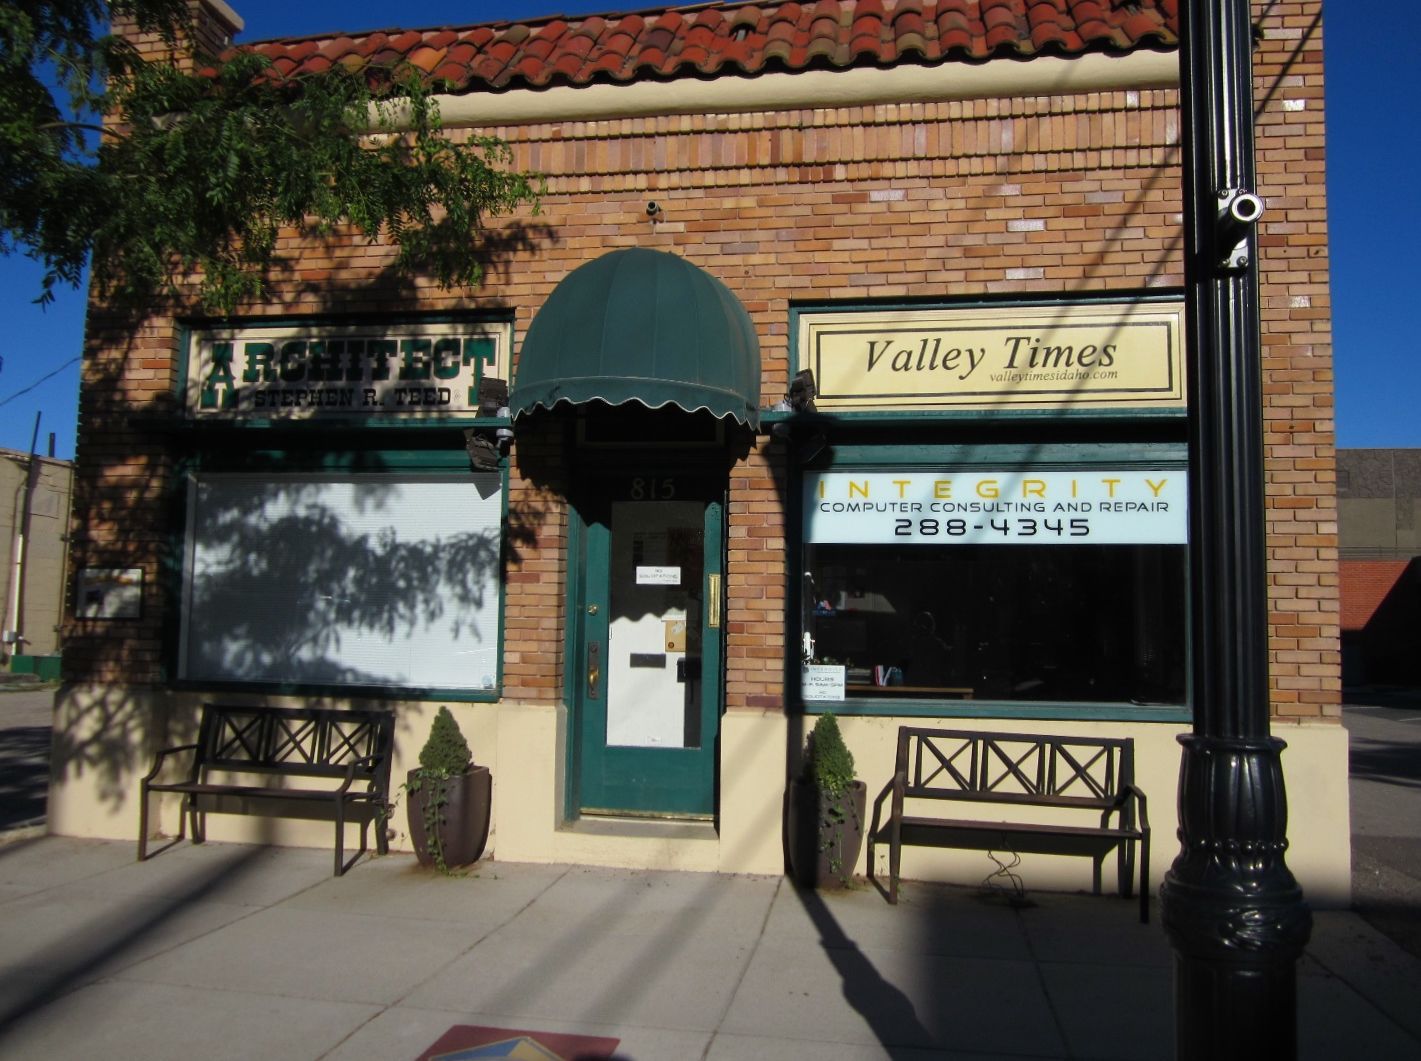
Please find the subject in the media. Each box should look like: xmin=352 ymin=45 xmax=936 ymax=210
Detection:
xmin=179 ymin=472 xmax=502 ymax=693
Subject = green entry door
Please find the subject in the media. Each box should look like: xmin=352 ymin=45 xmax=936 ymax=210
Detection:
xmin=575 ymin=476 xmax=724 ymax=817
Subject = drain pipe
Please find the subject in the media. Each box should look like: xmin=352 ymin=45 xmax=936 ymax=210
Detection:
xmin=3 ymin=412 xmax=41 ymax=663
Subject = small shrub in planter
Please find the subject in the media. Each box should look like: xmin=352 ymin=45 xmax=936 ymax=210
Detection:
xmin=405 ymin=706 xmax=491 ymax=873
xmin=787 ymin=712 xmax=867 ymax=888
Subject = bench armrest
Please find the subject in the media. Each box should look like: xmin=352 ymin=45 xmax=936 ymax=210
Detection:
xmin=1106 ymin=783 xmax=1149 ymax=833
xmin=869 ymin=775 xmax=897 ymax=839
xmin=141 ymin=743 xmax=200 ymax=785
xmin=1124 ymin=784 xmax=1150 ymax=833
xmin=335 ymin=753 xmax=389 ymax=794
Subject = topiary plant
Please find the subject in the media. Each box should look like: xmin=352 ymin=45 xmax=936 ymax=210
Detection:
xmin=806 ymin=712 xmax=855 ymax=798
xmin=418 ymin=706 xmax=473 ymax=778
xmin=798 ymin=711 xmax=862 ymax=885
xmin=405 ymin=706 xmax=476 ymax=873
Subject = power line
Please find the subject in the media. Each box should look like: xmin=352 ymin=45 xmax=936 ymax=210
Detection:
xmin=0 ymin=356 xmax=81 ymax=409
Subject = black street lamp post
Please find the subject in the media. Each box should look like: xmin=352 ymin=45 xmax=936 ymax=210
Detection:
xmin=1161 ymin=0 xmax=1315 ymax=1057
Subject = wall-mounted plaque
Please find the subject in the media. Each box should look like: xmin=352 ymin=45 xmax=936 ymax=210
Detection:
xmin=76 ymin=567 xmax=143 ymax=619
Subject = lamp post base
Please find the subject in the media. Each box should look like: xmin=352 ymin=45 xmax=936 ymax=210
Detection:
xmin=1161 ymin=734 xmax=1312 ymax=1060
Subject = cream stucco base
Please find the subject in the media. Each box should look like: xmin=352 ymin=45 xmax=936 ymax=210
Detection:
xmin=47 ymin=685 xmax=1351 ymax=906
xmin=47 ymin=686 xmax=508 ymax=856
xmin=716 ymin=712 xmax=1353 ymax=907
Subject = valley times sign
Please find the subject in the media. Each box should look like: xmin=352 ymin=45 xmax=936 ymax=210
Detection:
xmin=183 ymin=321 xmax=511 ymax=419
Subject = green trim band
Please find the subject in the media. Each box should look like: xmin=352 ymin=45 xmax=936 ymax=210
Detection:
xmin=171 ymin=679 xmax=501 ymax=704
xmin=801 ymin=701 xmax=1191 ymax=723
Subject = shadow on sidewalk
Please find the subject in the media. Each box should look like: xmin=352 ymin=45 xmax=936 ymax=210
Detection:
xmin=791 ymin=884 xmax=935 ymax=1046
xmin=0 ymin=725 xmax=49 ymax=832
xmin=0 ymin=842 xmax=273 ymax=1045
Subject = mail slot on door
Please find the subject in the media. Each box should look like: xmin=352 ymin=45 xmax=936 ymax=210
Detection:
xmin=676 ymin=657 xmax=701 ymax=683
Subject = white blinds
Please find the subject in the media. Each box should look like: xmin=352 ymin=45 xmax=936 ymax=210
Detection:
xmin=180 ymin=472 xmax=502 ymax=691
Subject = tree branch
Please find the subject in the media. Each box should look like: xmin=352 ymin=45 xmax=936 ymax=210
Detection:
xmin=36 ymin=120 xmax=128 ymax=141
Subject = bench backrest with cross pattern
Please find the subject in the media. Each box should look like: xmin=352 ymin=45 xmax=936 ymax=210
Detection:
xmin=193 ymin=704 xmax=395 ymax=787
xmin=893 ymin=727 xmax=1135 ymax=812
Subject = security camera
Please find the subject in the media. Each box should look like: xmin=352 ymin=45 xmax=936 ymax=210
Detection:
xmin=1217 ymin=188 xmax=1265 ymax=270
xmin=646 ymin=201 xmax=661 ymax=217
xmin=1221 ymin=189 xmax=1264 ymax=228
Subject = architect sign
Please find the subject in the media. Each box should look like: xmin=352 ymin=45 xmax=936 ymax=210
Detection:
xmin=805 ymin=470 xmax=1188 ymax=545
xmin=184 ymin=321 xmax=512 ymax=418
xmin=797 ymin=301 xmax=1185 ymax=412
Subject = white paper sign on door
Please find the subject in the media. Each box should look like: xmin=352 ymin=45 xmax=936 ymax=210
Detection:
xmin=636 ymin=566 xmax=681 ymax=586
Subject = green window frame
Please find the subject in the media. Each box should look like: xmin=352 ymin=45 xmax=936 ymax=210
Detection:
xmin=169 ymin=443 xmax=508 ymax=701
xmin=794 ymin=442 xmax=1191 ymax=723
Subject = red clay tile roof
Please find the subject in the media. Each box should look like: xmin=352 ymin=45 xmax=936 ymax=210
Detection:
xmin=236 ymin=0 xmax=1178 ymax=94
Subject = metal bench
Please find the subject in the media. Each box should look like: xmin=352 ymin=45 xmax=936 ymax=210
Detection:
xmin=138 ymin=703 xmax=395 ymax=876
xmin=868 ymin=727 xmax=1150 ymax=922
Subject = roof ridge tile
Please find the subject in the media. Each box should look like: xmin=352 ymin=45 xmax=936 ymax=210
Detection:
xmin=233 ymin=0 xmax=1179 ymax=94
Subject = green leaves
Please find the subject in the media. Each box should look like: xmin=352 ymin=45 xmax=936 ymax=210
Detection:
xmin=417 ymin=705 xmax=473 ymax=779
xmin=1 ymin=0 xmax=185 ymax=302
xmin=806 ymin=712 xmax=856 ymax=799
xmin=1 ymin=0 xmax=541 ymax=311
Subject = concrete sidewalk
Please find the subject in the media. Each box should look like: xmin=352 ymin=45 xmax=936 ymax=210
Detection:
xmin=0 ymin=837 xmax=1419 ymax=1060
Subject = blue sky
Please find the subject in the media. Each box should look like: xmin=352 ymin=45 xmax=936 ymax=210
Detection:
xmin=0 ymin=1 xmax=1411 ymax=458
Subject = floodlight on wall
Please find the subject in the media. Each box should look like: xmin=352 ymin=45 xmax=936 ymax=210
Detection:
xmin=476 ymin=376 xmax=510 ymax=417
xmin=464 ymin=429 xmax=501 ymax=472
xmin=788 ymin=369 xmax=817 ymax=413
xmin=464 ymin=376 xmax=512 ymax=471
xmin=768 ymin=368 xmax=818 ymax=437
xmin=764 ymin=370 xmax=823 ymax=461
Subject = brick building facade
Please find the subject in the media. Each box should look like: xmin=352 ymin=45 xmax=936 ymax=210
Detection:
xmin=52 ymin=0 xmax=1347 ymax=901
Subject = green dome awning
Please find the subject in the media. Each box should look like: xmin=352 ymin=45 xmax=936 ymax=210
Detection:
xmin=509 ymin=248 xmax=761 ymax=428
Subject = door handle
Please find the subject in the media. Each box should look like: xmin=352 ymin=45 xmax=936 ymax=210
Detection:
xmin=587 ymin=641 xmax=600 ymax=699
xmin=676 ymin=657 xmax=702 ymax=683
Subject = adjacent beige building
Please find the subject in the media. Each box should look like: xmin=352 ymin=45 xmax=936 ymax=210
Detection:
xmin=2 ymin=447 xmax=73 ymax=675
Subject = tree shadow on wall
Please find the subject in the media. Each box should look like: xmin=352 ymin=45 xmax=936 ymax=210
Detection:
xmin=53 ymin=471 xmax=548 ymax=812
xmin=182 ymin=476 xmax=504 ymax=686
xmin=55 ymin=213 xmax=560 ymax=819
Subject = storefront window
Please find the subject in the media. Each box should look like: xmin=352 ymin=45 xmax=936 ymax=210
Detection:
xmin=179 ymin=471 xmax=502 ymax=693
xmin=802 ymin=467 xmax=1187 ymax=708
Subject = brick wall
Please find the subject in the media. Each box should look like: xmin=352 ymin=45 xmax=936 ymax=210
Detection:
xmin=69 ymin=0 xmax=1337 ymax=724
xmin=1339 ymin=560 xmax=1407 ymax=633
xmin=1254 ymin=0 xmax=1339 ymax=720
xmin=727 ymin=440 xmax=789 ymax=711
xmin=66 ymin=311 xmax=183 ymax=684
xmin=109 ymin=0 xmax=241 ymax=69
